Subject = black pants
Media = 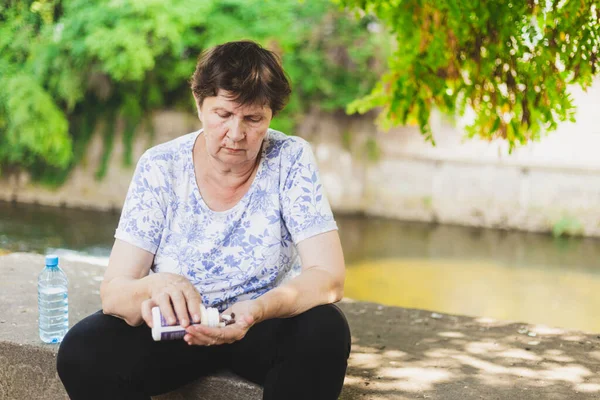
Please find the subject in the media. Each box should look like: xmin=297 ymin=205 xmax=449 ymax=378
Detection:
xmin=57 ymin=304 xmax=351 ymax=400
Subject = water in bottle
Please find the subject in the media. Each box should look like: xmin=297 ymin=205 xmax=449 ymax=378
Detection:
xmin=38 ymin=255 xmax=69 ymax=343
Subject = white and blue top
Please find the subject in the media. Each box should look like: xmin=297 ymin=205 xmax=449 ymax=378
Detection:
xmin=115 ymin=129 xmax=337 ymax=311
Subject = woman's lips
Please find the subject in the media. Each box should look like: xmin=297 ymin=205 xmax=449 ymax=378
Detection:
xmin=224 ymin=148 xmax=244 ymax=153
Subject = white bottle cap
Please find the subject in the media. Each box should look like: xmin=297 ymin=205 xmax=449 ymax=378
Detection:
xmin=200 ymin=304 xmax=208 ymax=326
xmin=208 ymin=307 xmax=219 ymax=327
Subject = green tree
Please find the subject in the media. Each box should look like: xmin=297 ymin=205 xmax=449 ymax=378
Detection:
xmin=0 ymin=0 xmax=389 ymax=183
xmin=339 ymin=0 xmax=600 ymax=149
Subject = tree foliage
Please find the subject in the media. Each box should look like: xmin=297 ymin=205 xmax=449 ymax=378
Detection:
xmin=0 ymin=0 xmax=389 ymax=183
xmin=339 ymin=0 xmax=600 ymax=149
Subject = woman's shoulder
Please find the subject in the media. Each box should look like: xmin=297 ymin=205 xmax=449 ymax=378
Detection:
xmin=266 ymin=128 xmax=309 ymax=146
xmin=139 ymin=130 xmax=198 ymax=165
xmin=265 ymin=129 xmax=311 ymax=162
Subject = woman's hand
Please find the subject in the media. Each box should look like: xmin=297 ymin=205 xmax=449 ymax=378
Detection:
xmin=140 ymin=272 xmax=203 ymax=329
xmin=183 ymin=300 xmax=263 ymax=346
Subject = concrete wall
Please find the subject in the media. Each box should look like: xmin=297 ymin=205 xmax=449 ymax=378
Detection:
xmin=1 ymin=80 xmax=599 ymax=236
xmin=303 ymin=79 xmax=600 ymax=236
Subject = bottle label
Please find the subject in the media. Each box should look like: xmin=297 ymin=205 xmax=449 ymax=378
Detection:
xmin=161 ymin=330 xmax=186 ymax=340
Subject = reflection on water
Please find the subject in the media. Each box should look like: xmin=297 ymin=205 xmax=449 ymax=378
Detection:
xmin=337 ymin=215 xmax=600 ymax=333
xmin=344 ymin=259 xmax=600 ymax=333
xmin=1 ymin=202 xmax=599 ymax=332
xmin=0 ymin=201 xmax=119 ymax=256
xmin=336 ymin=215 xmax=600 ymax=273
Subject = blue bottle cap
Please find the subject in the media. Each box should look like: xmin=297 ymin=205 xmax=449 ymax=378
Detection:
xmin=45 ymin=255 xmax=59 ymax=267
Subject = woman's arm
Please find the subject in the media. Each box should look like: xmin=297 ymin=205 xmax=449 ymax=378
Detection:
xmin=100 ymin=239 xmax=203 ymax=328
xmin=184 ymin=230 xmax=344 ymax=346
xmin=253 ymin=229 xmax=345 ymax=323
xmin=100 ymin=239 xmax=154 ymax=326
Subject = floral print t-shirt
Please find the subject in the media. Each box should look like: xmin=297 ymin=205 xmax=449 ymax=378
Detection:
xmin=115 ymin=129 xmax=337 ymax=311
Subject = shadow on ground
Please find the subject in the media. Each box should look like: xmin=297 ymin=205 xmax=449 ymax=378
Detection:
xmin=337 ymin=300 xmax=600 ymax=400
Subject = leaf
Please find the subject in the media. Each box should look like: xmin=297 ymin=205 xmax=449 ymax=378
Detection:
xmin=337 ymin=0 xmax=600 ymax=148
xmin=2 ymin=0 xmax=391 ymax=181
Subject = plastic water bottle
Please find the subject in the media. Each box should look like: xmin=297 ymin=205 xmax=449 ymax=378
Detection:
xmin=38 ymin=255 xmax=69 ymax=343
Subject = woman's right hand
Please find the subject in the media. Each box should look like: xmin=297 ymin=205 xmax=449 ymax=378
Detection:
xmin=140 ymin=272 xmax=203 ymax=329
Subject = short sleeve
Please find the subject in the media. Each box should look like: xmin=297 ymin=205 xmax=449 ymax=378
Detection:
xmin=280 ymin=140 xmax=338 ymax=244
xmin=114 ymin=151 xmax=166 ymax=253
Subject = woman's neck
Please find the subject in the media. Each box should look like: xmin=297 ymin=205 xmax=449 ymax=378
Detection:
xmin=194 ymin=137 xmax=260 ymax=192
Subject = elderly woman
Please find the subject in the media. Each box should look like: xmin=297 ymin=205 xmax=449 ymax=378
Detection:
xmin=56 ymin=41 xmax=350 ymax=399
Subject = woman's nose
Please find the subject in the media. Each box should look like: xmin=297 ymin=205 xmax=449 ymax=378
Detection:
xmin=227 ymin=120 xmax=246 ymax=142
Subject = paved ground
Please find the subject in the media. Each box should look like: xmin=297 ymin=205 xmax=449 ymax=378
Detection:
xmin=1 ymin=253 xmax=599 ymax=399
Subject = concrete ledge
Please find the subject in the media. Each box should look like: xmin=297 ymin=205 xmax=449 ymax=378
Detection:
xmin=2 ymin=253 xmax=600 ymax=400
xmin=0 ymin=341 xmax=261 ymax=400
xmin=0 ymin=253 xmax=262 ymax=400
xmin=153 ymin=373 xmax=261 ymax=400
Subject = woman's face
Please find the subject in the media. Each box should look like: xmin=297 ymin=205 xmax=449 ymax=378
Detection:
xmin=196 ymin=90 xmax=273 ymax=168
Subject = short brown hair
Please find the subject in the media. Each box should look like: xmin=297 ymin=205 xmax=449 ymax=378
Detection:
xmin=190 ymin=41 xmax=291 ymax=115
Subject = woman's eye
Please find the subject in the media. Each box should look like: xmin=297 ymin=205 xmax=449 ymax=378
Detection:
xmin=217 ymin=113 xmax=230 ymax=118
xmin=247 ymin=117 xmax=262 ymax=123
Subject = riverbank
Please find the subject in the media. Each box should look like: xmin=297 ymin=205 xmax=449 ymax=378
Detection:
xmin=2 ymin=78 xmax=600 ymax=239
xmin=1 ymin=253 xmax=598 ymax=399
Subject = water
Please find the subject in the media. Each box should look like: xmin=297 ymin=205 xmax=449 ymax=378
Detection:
xmin=2 ymin=201 xmax=600 ymax=332
xmin=337 ymin=216 xmax=600 ymax=332
xmin=38 ymin=270 xmax=69 ymax=343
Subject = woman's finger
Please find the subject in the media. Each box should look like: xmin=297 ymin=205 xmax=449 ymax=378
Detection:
xmin=183 ymin=287 xmax=203 ymax=324
xmin=141 ymin=298 xmax=156 ymax=328
xmin=169 ymin=290 xmax=190 ymax=327
xmin=184 ymin=328 xmax=215 ymax=346
xmin=193 ymin=324 xmax=244 ymax=344
xmin=156 ymin=292 xmax=177 ymax=325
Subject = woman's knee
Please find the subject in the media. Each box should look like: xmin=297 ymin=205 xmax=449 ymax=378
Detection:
xmin=57 ymin=312 xmax=102 ymax=380
xmin=293 ymin=304 xmax=351 ymax=360
xmin=57 ymin=311 xmax=128 ymax=381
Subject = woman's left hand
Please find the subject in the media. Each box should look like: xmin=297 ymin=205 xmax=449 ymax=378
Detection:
xmin=184 ymin=300 xmax=262 ymax=346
